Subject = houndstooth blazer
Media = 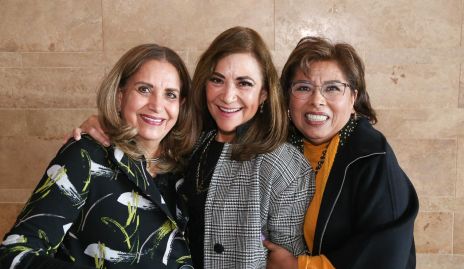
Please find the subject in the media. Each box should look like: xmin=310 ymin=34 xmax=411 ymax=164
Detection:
xmin=197 ymin=133 xmax=315 ymax=268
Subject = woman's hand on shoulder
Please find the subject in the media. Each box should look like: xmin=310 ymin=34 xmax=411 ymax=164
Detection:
xmin=264 ymin=240 xmax=298 ymax=269
xmin=63 ymin=115 xmax=110 ymax=147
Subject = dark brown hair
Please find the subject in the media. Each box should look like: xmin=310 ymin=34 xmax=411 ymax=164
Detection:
xmin=97 ymin=43 xmax=194 ymax=172
xmin=180 ymin=26 xmax=287 ymax=160
xmin=281 ymin=36 xmax=377 ymax=124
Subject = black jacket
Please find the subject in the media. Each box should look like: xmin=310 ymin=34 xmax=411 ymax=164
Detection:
xmin=293 ymin=117 xmax=418 ymax=269
xmin=0 ymin=136 xmax=193 ymax=269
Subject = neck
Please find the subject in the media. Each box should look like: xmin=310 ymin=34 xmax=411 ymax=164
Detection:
xmin=216 ymin=131 xmax=234 ymax=143
xmin=137 ymin=139 xmax=160 ymax=160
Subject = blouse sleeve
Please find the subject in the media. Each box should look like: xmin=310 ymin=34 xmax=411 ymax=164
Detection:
xmin=298 ymin=254 xmax=335 ymax=269
xmin=0 ymin=138 xmax=94 ymax=268
xmin=264 ymin=144 xmax=315 ymax=256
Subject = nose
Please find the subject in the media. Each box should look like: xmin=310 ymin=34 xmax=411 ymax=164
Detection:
xmin=147 ymin=91 xmax=162 ymax=112
xmin=222 ymin=82 xmax=237 ymax=104
xmin=308 ymin=86 xmax=326 ymax=106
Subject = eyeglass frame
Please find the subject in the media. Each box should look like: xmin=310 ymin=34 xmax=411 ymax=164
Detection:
xmin=289 ymin=80 xmax=353 ymax=101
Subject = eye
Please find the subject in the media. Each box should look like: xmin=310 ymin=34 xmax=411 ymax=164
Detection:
xmin=165 ymin=90 xmax=179 ymax=100
xmin=293 ymin=84 xmax=313 ymax=92
xmin=137 ymin=86 xmax=151 ymax=94
xmin=237 ymin=80 xmax=254 ymax=88
xmin=208 ymin=76 xmax=223 ymax=85
xmin=324 ymin=84 xmax=342 ymax=92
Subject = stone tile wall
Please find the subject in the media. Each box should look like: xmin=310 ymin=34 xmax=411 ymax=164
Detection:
xmin=0 ymin=0 xmax=462 ymax=267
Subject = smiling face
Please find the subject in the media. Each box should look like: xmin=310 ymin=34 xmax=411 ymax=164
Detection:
xmin=206 ymin=53 xmax=267 ymax=142
xmin=289 ymin=60 xmax=357 ymax=145
xmin=118 ymin=59 xmax=181 ymax=155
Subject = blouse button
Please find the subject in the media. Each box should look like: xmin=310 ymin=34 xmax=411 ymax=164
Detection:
xmin=214 ymin=243 xmax=224 ymax=254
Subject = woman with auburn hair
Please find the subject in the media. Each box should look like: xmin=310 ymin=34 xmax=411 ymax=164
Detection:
xmin=180 ymin=26 xmax=313 ymax=268
xmin=69 ymin=27 xmax=315 ymax=269
xmin=0 ymin=44 xmax=195 ymax=269
xmin=264 ymin=36 xmax=418 ymax=269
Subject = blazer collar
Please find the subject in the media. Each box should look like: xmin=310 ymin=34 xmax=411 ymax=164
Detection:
xmin=108 ymin=146 xmax=177 ymax=223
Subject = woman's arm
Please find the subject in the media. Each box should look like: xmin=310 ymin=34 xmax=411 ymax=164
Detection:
xmin=263 ymin=144 xmax=314 ymax=256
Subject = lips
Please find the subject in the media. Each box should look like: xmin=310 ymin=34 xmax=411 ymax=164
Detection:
xmin=305 ymin=113 xmax=329 ymax=122
xmin=218 ymin=106 xmax=242 ymax=113
xmin=140 ymin=114 xmax=164 ymax=125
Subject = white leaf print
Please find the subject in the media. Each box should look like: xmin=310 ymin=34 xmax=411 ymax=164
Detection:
xmin=114 ymin=147 xmax=124 ymax=162
xmin=9 ymin=249 xmax=32 ymax=269
xmin=2 ymin=234 xmax=25 ymax=246
xmin=162 ymin=228 xmax=178 ymax=265
xmin=89 ymin=160 xmax=113 ymax=178
xmin=63 ymin=223 xmax=73 ymax=234
xmin=117 ymin=192 xmax=156 ymax=210
xmin=47 ymin=165 xmax=83 ymax=205
xmin=175 ymin=178 xmax=183 ymax=191
xmin=84 ymin=243 xmax=137 ymax=263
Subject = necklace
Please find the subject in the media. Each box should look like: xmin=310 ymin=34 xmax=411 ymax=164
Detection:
xmin=195 ymin=133 xmax=216 ymax=193
xmin=314 ymin=142 xmax=329 ymax=176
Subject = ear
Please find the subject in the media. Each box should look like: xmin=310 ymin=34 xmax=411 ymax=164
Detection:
xmin=351 ymin=89 xmax=358 ymax=113
xmin=259 ymin=88 xmax=268 ymax=104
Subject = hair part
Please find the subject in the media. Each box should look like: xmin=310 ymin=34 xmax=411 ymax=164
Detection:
xmin=179 ymin=26 xmax=287 ymax=160
xmin=97 ymin=43 xmax=194 ymax=173
xmin=281 ymin=36 xmax=377 ymax=124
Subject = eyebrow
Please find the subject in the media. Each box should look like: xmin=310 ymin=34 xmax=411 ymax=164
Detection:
xmin=211 ymin=72 xmax=256 ymax=83
xmin=134 ymin=81 xmax=153 ymax=88
xmin=134 ymin=81 xmax=180 ymax=92
xmin=294 ymin=79 xmax=344 ymax=84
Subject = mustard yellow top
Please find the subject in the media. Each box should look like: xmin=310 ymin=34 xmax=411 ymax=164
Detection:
xmin=298 ymin=135 xmax=339 ymax=269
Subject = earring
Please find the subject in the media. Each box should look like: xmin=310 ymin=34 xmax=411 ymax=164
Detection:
xmin=287 ymin=109 xmax=292 ymax=120
xmin=260 ymin=102 xmax=264 ymax=113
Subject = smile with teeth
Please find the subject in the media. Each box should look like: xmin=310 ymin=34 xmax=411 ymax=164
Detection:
xmin=219 ymin=106 xmax=242 ymax=113
xmin=140 ymin=114 xmax=164 ymax=125
xmin=305 ymin=113 xmax=328 ymax=122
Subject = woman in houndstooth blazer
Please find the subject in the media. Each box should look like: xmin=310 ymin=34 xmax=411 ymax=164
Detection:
xmin=178 ymin=26 xmax=315 ymax=268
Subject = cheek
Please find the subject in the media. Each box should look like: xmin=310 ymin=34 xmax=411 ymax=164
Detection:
xmin=289 ymin=98 xmax=303 ymax=116
xmin=167 ymin=102 xmax=181 ymax=122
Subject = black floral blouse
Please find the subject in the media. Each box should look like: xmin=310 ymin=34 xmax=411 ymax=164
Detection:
xmin=0 ymin=135 xmax=193 ymax=269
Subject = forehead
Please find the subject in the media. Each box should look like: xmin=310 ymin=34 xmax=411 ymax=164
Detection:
xmin=129 ymin=59 xmax=180 ymax=85
xmin=214 ymin=53 xmax=263 ymax=77
xmin=296 ymin=60 xmax=347 ymax=82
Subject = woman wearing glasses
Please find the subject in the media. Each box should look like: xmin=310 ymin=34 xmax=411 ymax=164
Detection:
xmin=265 ymin=36 xmax=418 ymax=269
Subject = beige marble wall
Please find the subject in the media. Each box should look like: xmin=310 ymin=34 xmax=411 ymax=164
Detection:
xmin=0 ymin=0 xmax=462 ymax=267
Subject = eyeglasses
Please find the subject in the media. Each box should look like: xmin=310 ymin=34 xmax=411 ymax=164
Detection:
xmin=290 ymin=81 xmax=352 ymax=101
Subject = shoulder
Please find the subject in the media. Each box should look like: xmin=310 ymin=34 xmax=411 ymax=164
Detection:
xmin=57 ymin=134 xmax=108 ymax=162
xmin=264 ymin=143 xmax=307 ymax=163
xmin=341 ymin=117 xmax=389 ymax=160
xmin=260 ymin=143 xmax=312 ymax=175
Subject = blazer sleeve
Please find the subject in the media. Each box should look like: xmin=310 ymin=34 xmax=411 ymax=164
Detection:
xmin=263 ymin=144 xmax=315 ymax=256
xmin=327 ymin=146 xmax=418 ymax=269
xmin=0 ymin=138 xmax=95 ymax=269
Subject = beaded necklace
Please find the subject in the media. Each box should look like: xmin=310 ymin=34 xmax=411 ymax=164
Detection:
xmin=313 ymin=142 xmax=329 ymax=176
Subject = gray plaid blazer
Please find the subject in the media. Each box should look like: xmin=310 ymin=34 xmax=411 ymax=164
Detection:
xmin=200 ymin=137 xmax=315 ymax=268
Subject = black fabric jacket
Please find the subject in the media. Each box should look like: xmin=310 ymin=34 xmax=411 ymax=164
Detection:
xmin=0 ymin=136 xmax=193 ymax=269
xmin=292 ymin=117 xmax=418 ymax=269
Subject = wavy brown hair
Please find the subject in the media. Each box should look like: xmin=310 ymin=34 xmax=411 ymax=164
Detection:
xmin=179 ymin=26 xmax=287 ymax=161
xmin=281 ymin=36 xmax=377 ymax=124
xmin=97 ymin=43 xmax=194 ymax=173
